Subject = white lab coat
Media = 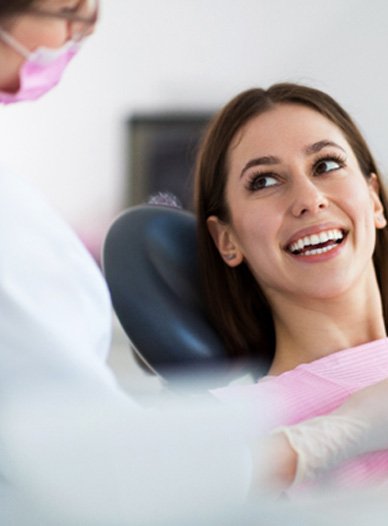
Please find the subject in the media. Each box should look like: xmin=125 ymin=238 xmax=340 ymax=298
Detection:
xmin=0 ymin=167 xmax=252 ymax=525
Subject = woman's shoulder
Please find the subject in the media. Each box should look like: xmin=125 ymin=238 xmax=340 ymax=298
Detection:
xmin=211 ymin=339 xmax=388 ymax=429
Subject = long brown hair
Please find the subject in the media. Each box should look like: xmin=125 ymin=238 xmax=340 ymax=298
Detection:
xmin=194 ymin=83 xmax=388 ymax=370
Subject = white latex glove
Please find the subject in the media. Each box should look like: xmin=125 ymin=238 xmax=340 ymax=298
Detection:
xmin=274 ymin=378 xmax=388 ymax=485
xmin=250 ymin=432 xmax=298 ymax=496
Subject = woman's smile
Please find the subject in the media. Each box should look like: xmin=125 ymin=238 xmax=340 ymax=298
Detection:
xmin=285 ymin=224 xmax=349 ymax=263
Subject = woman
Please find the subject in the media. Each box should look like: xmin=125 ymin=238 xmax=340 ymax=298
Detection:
xmin=194 ymin=83 xmax=388 ymax=492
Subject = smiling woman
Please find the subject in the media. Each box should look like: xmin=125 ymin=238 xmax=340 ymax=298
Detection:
xmin=195 ymin=84 xmax=388 ymax=369
xmin=194 ymin=83 xmax=388 ymax=494
xmin=213 ymin=103 xmax=386 ymax=334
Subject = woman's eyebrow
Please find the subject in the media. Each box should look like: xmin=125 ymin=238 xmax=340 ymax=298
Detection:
xmin=239 ymin=141 xmax=346 ymax=179
xmin=304 ymin=140 xmax=346 ymax=155
xmin=240 ymin=155 xmax=280 ymax=179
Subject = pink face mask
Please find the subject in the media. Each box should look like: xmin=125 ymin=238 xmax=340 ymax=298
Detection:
xmin=0 ymin=29 xmax=80 ymax=104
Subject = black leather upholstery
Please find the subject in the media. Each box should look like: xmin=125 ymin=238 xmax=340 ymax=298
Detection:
xmin=102 ymin=205 xmax=250 ymax=387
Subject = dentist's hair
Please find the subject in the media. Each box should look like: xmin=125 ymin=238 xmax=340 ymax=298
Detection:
xmin=0 ymin=1 xmax=36 ymax=18
xmin=194 ymin=83 xmax=388 ymax=371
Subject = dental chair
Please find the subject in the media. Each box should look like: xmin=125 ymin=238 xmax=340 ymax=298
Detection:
xmin=102 ymin=203 xmax=254 ymax=390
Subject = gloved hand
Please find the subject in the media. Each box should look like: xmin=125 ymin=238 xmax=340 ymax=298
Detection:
xmin=274 ymin=378 xmax=388 ymax=485
xmin=249 ymin=432 xmax=298 ymax=496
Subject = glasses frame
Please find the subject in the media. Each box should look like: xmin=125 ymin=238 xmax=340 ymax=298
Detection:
xmin=26 ymin=0 xmax=99 ymax=39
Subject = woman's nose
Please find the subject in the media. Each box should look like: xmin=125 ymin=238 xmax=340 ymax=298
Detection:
xmin=289 ymin=176 xmax=329 ymax=217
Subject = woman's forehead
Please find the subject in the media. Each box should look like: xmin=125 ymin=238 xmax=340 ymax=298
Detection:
xmin=228 ymin=103 xmax=349 ymax=160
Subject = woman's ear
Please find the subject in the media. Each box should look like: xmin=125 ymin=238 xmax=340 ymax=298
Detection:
xmin=206 ymin=216 xmax=244 ymax=267
xmin=369 ymin=173 xmax=387 ymax=229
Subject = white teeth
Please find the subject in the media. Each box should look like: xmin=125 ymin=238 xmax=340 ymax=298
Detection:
xmin=297 ymin=239 xmax=304 ymax=250
xmin=304 ymin=245 xmax=337 ymax=256
xmin=289 ymin=228 xmax=344 ymax=254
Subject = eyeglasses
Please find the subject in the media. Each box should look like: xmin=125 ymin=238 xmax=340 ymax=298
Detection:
xmin=27 ymin=0 xmax=99 ymax=41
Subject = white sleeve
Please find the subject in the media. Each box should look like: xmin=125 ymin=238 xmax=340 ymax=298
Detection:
xmin=0 ymin=170 xmax=252 ymax=525
xmin=1 ymin=391 xmax=253 ymax=525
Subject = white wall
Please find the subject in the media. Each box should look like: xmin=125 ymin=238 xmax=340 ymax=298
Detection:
xmin=1 ymin=0 xmax=387 ymax=257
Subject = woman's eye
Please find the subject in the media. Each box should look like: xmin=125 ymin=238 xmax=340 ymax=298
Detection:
xmin=248 ymin=174 xmax=278 ymax=192
xmin=314 ymin=158 xmax=342 ymax=175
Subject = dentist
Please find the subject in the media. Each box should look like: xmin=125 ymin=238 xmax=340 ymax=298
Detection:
xmin=0 ymin=1 xmax=245 ymax=524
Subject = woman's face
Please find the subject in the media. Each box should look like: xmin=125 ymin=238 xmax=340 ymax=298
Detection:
xmin=207 ymin=103 xmax=386 ymax=305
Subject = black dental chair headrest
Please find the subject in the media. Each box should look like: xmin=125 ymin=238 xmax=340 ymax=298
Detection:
xmin=102 ymin=204 xmax=252 ymax=389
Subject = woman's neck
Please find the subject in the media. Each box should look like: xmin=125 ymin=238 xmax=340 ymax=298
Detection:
xmin=267 ymin=267 xmax=386 ymax=376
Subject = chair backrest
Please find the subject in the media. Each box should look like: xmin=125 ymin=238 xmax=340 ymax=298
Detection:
xmin=102 ymin=204 xmax=251 ymax=388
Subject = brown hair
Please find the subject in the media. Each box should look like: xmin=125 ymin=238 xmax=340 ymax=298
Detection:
xmin=0 ymin=1 xmax=36 ymax=18
xmin=194 ymin=83 xmax=388 ymax=370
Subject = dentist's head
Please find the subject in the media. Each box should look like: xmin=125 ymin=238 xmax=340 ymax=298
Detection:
xmin=0 ymin=0 xmax=99 ymax=103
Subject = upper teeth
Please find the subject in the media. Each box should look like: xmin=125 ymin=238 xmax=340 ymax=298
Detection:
xmin=289 ymin=229 xmax=344 ymax=253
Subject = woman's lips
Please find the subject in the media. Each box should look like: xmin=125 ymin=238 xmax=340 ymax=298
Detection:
xmin=287 ymin=228 xmax=347 ymax=255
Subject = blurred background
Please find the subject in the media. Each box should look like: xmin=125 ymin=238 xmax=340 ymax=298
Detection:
xmin=2 ymin=0 xmax=388 ymax=393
